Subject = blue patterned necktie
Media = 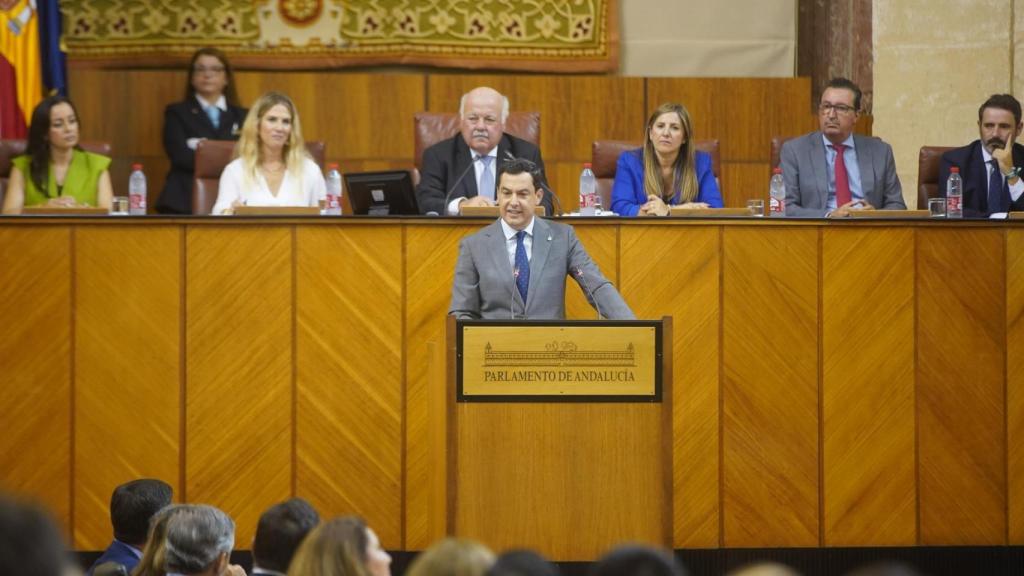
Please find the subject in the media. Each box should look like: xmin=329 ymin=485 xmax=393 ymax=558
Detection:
xmin=207 ymin=105 xmax=221 ymax=129
xmin=479 ymin=155 xmax=494 ymax=200
xmin=989 ymin=159 xmax=1005 ymax=213
xmin=515 ymin=230 xmax=530 ymax=303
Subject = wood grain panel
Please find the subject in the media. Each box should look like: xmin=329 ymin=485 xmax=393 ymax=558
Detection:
xmin=721 ymin=162 xmax=772 ymax=209
xmin=620 ymin=224 xmax=720 ymax=547
xmin=1009 ymin=229 xmax=1024 ymax=544
xmin=404 ymin=223 xmax=479 ymax=549
xmin=822 ymin=228 xmax=916 ymax=546
xmin=0 ymin=227 xmax=71 ymax=532
xmin=455 ymin=404 xmax=666 ymax=560
xmin=565 ymin=222 xmax=617 ymax=320
xmin=917 ymin=228 xmax=1006 ymax=545
xmin=74 ymin=226 xmax=182 ymax=550
xmin=295 ymin=225 xmax=403 ymax=548
xmin=185 ymin=225 xmax=293 ymax=546
xmin=722 ymin=226 xmax=819 ymax=547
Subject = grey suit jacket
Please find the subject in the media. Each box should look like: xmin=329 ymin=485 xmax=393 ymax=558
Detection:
xmin=780 ymin=132 xmax=906 ymax=217
xmin=449 ymin=218 xmax=634 ymax=320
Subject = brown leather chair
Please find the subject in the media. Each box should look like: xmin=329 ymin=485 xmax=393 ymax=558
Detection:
xmin=1 ymin=139 xmax=112 ymax=205
xmin=917 ymin=146 xmax=955 ymax=209
xmin=590 ymin=139 xmax=720 ymax=209
xmin=770 ymin=136 xmax=798 ymax=173
xmin=411 ymin=112 xmax=541 ymax=186
xmin=193 ymin=140 xmax=326 ymax=214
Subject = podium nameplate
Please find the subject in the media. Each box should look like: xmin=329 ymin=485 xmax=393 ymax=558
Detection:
xmin=456 ymin=320 xmax=661 ymax=402
xmin=232 ymin=205 xmax=321 ymax=215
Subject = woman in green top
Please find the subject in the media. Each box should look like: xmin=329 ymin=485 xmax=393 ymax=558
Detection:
xmin=2 ymin=96 xmax=113 ymax=214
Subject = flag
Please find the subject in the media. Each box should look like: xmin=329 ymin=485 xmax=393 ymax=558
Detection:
xmin=36 ymin=0 xmax=64 ymax=96
xmin=0 ymin=0 xmax=65 ymax=139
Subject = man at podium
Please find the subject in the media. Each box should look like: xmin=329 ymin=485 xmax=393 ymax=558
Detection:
xmin=449 ymin=158 xmax=634 ymax=320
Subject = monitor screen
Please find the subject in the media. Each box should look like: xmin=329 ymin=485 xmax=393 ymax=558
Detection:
xmin=344 ymin=170 xmax=419 ymax=216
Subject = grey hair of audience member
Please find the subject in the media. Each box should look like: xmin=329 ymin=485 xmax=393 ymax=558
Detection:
xmin=726 ymin=562 xmax=801 ymax=576
xmin=163 ymin=504 xmax=235 ymax=574
xmin=591 ymin=545 xmax=687 ymax=576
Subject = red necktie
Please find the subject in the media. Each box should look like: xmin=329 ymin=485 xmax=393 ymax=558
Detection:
xmin=833 ymin=143 xmax=851 ymax=206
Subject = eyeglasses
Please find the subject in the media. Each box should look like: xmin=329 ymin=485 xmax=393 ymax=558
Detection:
xmin=819 ymin=103 xmax=857 ymax=115
xmin=193 ymin=66 xmax=225 ymax=74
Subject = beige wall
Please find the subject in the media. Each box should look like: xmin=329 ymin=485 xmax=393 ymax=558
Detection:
xmin=874 ymin=0 xmax=1018 ymax=208
xmin=620 ymin=0 xmax=797 ymax=77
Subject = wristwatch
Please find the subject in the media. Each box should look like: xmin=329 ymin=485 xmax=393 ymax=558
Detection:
xmin=1002 ymin=166 xmax=1022 ymax=179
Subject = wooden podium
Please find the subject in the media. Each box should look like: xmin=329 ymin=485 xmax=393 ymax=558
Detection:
xmin=446 ymin=317 xmax=672 ymax=561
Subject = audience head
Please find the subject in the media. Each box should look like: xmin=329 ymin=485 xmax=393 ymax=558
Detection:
xmin=26 ymin=95 xmax=82 ymax=190
xmin=163 ymin=504 xmax=235 ymax=576
xmin=977 ymin=94 xmax=1023 ymax=154
xmin=843 ymin=562 xmax=921 ymax=576
xmin=131 ymin=504 xmax=184 ymax=576
xmin=186 ymin=47 xmax=239 ymax=106
xmin=0 ymin=495 xmax=75 ymax=576
xmin=591 ymin=545 xmax=686 ymax=576
xmin=287 ymin=516 xmax=391 ymax=576
xmin=405 ymin=538 xmax=494 ymax=576
xmin=726 ymin=562 xmax=801 ymax=576
xmin=818 ymin=77 xmax=862 ymax=145
xmin=459 ymin=87 xmax=509 ymax=155
xmin=238 ymin=91 xmax=308 ymax=173
xmin=497 ymin=157 xmax=544 ymax=230
xmin=642 ymin=102 xmax=698 ymax=203
xmin=253 ymin=498 xmax=320 ymax=573
xmin=110 ymin=479 xmax=173 ymax=547
xmin=487 ymin=550 xmax=559 ymax=576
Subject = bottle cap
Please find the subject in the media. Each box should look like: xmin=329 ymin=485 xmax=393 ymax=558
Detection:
xmin=583 ymin=162 xmax=592 ymax=169
xmin=132 ymin=163 xmax=143 ymax=170
xmin=772 ymin=167 xmax=782 ymax=174
xmin=950 ymin=167 xmax=960 ymax=173
xmin=327 ymin=162 xmax=339 ymax=170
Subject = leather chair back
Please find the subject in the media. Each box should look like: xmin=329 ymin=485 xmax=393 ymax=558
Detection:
xmin=193 ymin=140 xmax=326 ymax=214
xmin=590 ymin=139 xmax=720 ymax=209
xmin=413 ymin=111 xmax=540 ymax=169
xmin=1 ymin=140 xmax=112 ymax=205
xmin=770 ymin=136 xmax=799 ymax=173
xmin=918 ymin=146 xmax=955 ymax=209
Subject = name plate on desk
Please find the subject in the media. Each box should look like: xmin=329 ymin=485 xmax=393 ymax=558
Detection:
xmin=21 ymin=206 xmax=109 ymax=215
xmin=849 ymin=209 xmax=930 ymax=218
xmin=669 ymin=207 xmax=751 ymax=217
xmin=456 ymin=321 xmax=661 ymax=401
xmin=233 ymin=206 xmax=320 ymax=216
xmin=459 ymin=205 xmax=546 ymax=217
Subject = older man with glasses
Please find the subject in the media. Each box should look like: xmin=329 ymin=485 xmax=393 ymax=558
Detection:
xmin=780 ymin=77 xmax=906 ymax=218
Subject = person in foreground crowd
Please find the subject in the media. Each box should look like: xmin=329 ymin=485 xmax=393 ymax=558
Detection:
xmin=87 ymin=479 xmax=173 ymax=576
xmin=404 ymin=538 xmax=494 ymax=576
xmin=416 ymin=86 xmax=552 ymax=216
xmin=157 ymin=47 xmax=247 ymax=214
xmin=0 ymin=494 xmax=80 ymax=576
xmin=2 ymin=95 xmax=112 ymax=215
xmin=939 ymin=93 xmax=1024 ymax=217
xmin=252 ymin=498 xmax=320 ymax=576
xmin=163 ymin=504 xmax=245 ymax=576
xmin=449 ymin=158 xmax=634 ymax=320
xmin=781 ymin=77 xmax=905 ymax=217
xmin=287 ymin=516 xmax=391 ymax=576
xmin=611 ymin=102 xmax=723 ymax=216
xmin=725 ymin=562 xmax=801 ymax=576
xmin=843 ymin=562 xmax=921 ymax=576
xmin=212 ymin=91 xmax=325 ymax=214
xmin=486 ymin=550 xmax=559 ymax=576
xmin=590 ymin=545 xmax=687 ymax=576
xmin=131 ymin=504 xmax=183 ymax=576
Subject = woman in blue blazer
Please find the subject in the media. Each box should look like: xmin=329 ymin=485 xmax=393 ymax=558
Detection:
xmin=611 ymin=102 xmax=722 ymax=216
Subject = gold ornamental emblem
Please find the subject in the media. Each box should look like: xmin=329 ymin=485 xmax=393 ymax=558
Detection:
xmin=279 ymin=0 xmax=321 ymax=26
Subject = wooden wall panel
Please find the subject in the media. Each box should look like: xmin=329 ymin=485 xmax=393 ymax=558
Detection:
xmin=565 ymin=222 xmax=618 ymax=320
xmin=404 ymin=223 xmax=478 ymax=549
xmin=821 ymin=228 xmax=916 ymax=546
xmin=722 ymin=226 xmax=819 ymax=547
xmin=1009 ymin=229 xmax=1024 ymax=544
xmin=295 ymin=225 xmax=403 ymax=548
xmin=721 ymin=162 xmax=772 ymax=209
xmin=917 ymin=228 xmax=1006 ymax=545
xmin=185 ymin=226 xmax=293 ymax=546
xmin=0 ymin=227 xmax=71 ymax=532
xmin=620 ymin=225 xmax=720 ymax=547
xmin=73 ymin=226 xmax=182 ymax=549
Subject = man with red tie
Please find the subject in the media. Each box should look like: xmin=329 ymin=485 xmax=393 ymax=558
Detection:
xmin=780 ymin=77 xmax=906 ymax=218
xmin=939 ymin=94 xmax=1024 ymax=218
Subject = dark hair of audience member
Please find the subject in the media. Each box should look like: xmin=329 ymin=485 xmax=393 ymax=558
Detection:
xmin=111 ymin=479 xmax=173 ymax=547
xmin=590 ymin=545 xmax=687 ymax=576
xmin=0 ymin=495 xmax=73 ymax=576
xmin=486 ymin=549 xmax=559 ymax=576
xmin=404 ymin=537 xmax=495 ymax=576
xmin=253 ymin=498 xmax=320 ymax=573
xmin=131 ymin=504 xmax=184 ymax=576
xmin=844 ymin=562 xmax=921 ymax=576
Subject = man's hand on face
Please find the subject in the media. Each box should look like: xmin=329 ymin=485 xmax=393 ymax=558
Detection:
xmin=992 ymin=133 xmax=1016 ymax=175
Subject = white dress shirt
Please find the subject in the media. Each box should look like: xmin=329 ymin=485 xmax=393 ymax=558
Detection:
xmin=448 ymin=146 xmax=499 ymax=215
xmin=500 ymin=216 xmax=535 ymax=270
xmin=213 ymin=157 xmax=327 ymax=214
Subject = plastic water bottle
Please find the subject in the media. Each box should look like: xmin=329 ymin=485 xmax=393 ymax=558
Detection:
xmin=946 ymin=166 xmax=962 ymax=219
xmin=579 ymin=162 xmax=597 ymax=216
xmin=128 ymin=163 xmax=146 ymax=215
xmin=769 ymin=167 xmax=786 ymax=216
xmin=324 ymin=163 xmax=343 ymax=215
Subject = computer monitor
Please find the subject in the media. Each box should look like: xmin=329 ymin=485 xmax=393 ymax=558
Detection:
xmin=344 ymin=170 xmax=419 ymax=216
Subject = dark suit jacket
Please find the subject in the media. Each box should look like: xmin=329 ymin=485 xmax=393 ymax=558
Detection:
xmin=157 ymin=96 xmax=247 ymax=214
xmin=939 ymin=139 xmax=1024 ymax=217
xmin=416 ymin=133 xmax=553 ymax=216
xmin=86 ymin=540 xmax=139 ymax=576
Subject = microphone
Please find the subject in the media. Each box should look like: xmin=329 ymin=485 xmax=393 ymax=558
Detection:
xmin=511 ymin=266 xmax=520 ymax=319
xmin=573 ymin=266 xmax=603 ymax=320
xmin=503 ymin=150 xmax=562 ymax=216
xmin=440 ymin=155 xmax=487 ymax=215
